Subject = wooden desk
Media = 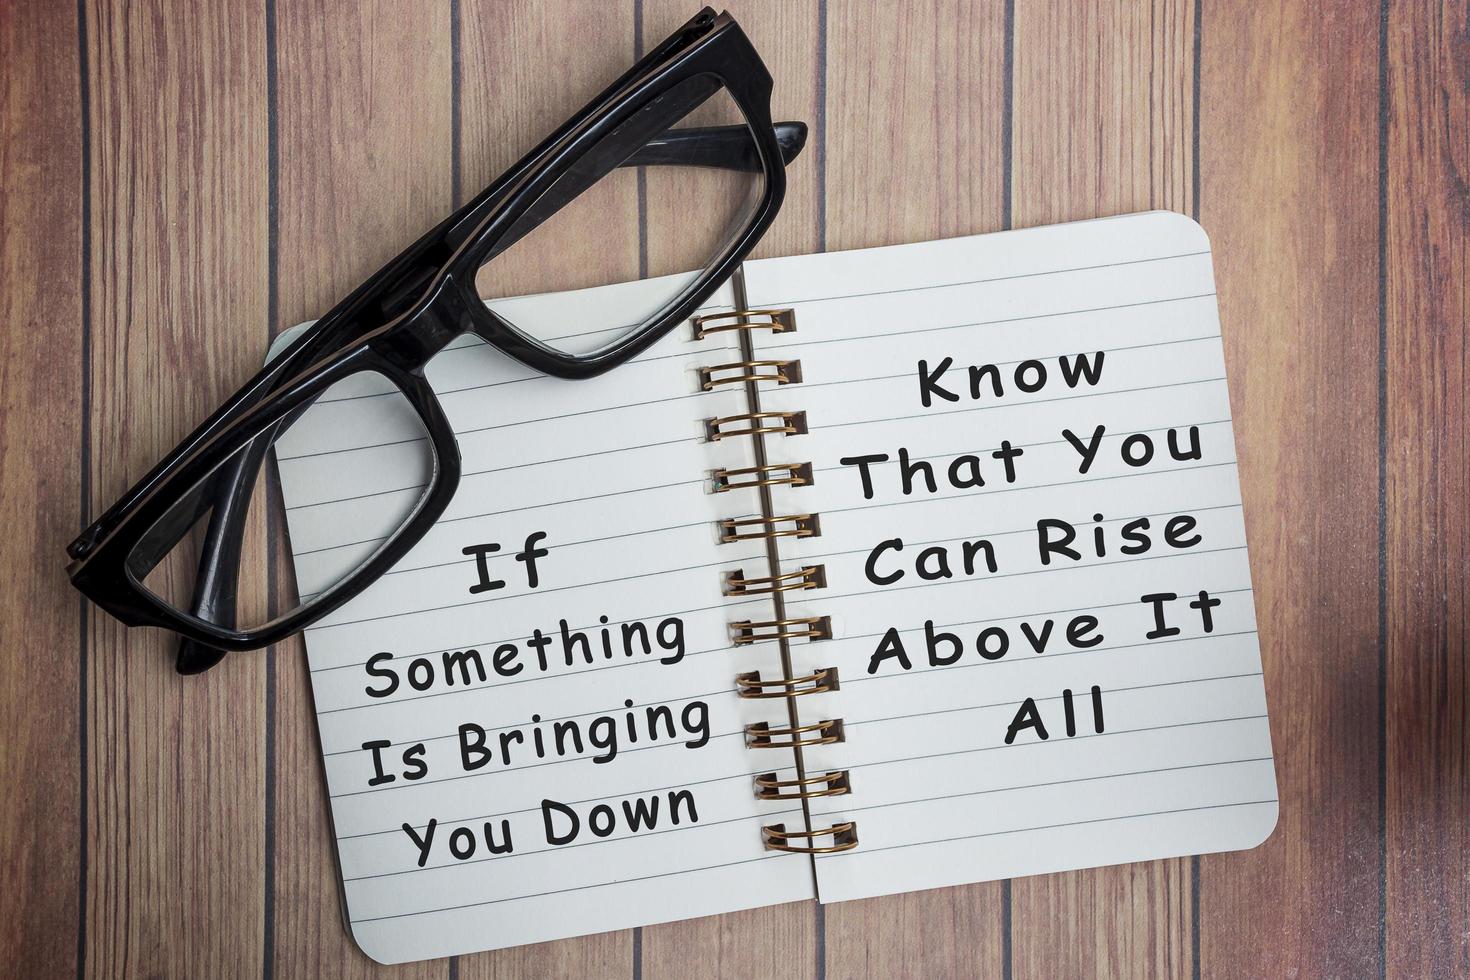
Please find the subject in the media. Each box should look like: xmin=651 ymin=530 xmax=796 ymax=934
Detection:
xmin=3 ymin=1 xmax=1464 ymax=976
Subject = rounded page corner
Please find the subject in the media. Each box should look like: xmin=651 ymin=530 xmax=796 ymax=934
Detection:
xmin=1140 ymin=209 xmax=1213 ymax=254
xmin=1241 ymin=799 xmax=1281 ymax=852
xmin=346 ymin=920 xmax=411 ymax=966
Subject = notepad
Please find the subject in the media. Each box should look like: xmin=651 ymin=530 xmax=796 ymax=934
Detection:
xmin=271 ymin=211 xmax=1277 ymax=964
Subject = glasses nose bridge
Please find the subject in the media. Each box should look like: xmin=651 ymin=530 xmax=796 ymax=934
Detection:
xmin=371 ymin=273 xmax=471 ymax=372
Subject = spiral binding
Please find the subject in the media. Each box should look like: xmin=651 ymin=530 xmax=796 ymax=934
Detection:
xmin=723 ymin=565 xmax=826 ymax=596
xmin=699 ymin=358 xmax=803 ymax=390
xmin=712 ymin=461 xmax=813 ymax=493
xmin=762 ymin=821 xmax=859 ymax=854
xmin=730 ymin=616 xmax=833 ymax=644
xmin=717 ymin=513 xmax=820 ymax=543
xmin=697 ymin=305 xmax=857 ymax=852
xmin=755 ymin=770 xmax=852 ymax=801
xmin=692 ymin=308 xmax=797 ymax=338
xmin=735 ymin=668 xmax=838 ymax=698
xmin=745 ymin=718 xmax=845 ymax=749
xmin=705 ymin=410 xmax=807 ymax=441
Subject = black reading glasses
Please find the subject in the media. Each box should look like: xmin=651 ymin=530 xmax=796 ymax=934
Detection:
xmin=67 ymin=9 xmax=806 ymax=673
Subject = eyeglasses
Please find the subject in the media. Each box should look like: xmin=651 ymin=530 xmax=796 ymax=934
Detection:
xmin=67 ymin=7 xmax=805 ymax=673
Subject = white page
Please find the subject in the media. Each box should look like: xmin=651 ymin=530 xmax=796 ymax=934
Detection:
xmin=744 ymin=212 xmax=1278 ymax=902
xmin=271 ymin=275 xmax=815 ymax=963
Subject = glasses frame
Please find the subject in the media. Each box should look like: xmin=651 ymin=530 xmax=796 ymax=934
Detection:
xmin=67 ymin=7 xmax=796 ymax=661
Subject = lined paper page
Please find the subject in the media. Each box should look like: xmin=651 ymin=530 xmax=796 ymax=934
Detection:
xmin=272 ymin=276 xmax=815 ymax=962
xmin=744 ymin=212 xmax=1277 ymax=903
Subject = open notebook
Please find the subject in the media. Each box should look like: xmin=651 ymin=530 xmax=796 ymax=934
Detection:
xmin=272 ymin=211 xmax=1277 ymax=964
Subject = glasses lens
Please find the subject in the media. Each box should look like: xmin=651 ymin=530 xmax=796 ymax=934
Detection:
xmin=127 ymin=371 xmax=435 ymax=632
xmin=475 ymin=78 xmax=767 ymax=357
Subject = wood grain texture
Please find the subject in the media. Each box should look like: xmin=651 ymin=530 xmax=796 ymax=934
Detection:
xmin=269 ymin=1 xmax=451 ymax=977
xmin=81 ymin=1 xmax=270 ymax=977
xmin=0 ymin=0 xmax=82 ymax=977
xmin=1007 ymin=2 xmax=1197 ymax=977
xmin=1011 ymin=0 xmax=1195 ymax=228
xmin=823 ymin=0 xmax=1007 ymax=253
xmin=1198 ymin=1 xmax=1385 ymax=976
xmin=2 ymin=1 xmax=1467 ymax=977
xmin=821 ymin=1 xmax=1008 ymax=975
xmin=1384 ymin=0 xmax=1469 ymax=975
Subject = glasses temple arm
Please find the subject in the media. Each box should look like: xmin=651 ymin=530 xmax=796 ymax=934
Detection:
xmin=623 ymin=120 xmax=807 ymax=172
xmin=172 ymin=452 xmax=256 ymax=673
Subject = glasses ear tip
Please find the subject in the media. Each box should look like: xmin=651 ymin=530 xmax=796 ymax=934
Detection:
xmin=175 ymin=638 xmax=228 ymax=675
xmin=775 ymin=121 xmax=809 ymax=165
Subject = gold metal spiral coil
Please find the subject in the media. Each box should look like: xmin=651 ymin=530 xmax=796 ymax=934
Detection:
xmin=691 ymin=308 xmax=797 ymax=338
xmin=723 ymin=565 xmax=826 ymax=597
xmin=704 ymin=410 xmax=808 ymax=441
xmin=745 ymin=718 xmax=845 ymax=749
xmin=761 ymin=821 xmax=859 ymax=854
xmin=754 ymin=770 xmax=852 ymax=801
xmin=717 ymin=513 xmax=820 ymax=543
xmin=699 ymin=358 xmax=803 ymax=390
xmin=730 ymin=616 xmax=832 ymax=645
xmin=711 ymin=461 xmax=813 ymax=493
xmin=735 ymin=668 xmax=839 ymax=699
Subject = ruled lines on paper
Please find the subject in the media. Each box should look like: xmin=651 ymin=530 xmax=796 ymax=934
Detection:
xmin=745 ymin=212 xmax=1278 ymax=902
xmin=272 ymin=278 xmax=817 ymax=962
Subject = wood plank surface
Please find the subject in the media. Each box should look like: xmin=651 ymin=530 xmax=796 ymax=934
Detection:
xmin=1383 ymin=1 xmax=1469 ymax=975
xmin=1198 ymin=1 xmax=1385 ymax=977
xmin=0 ymin=1 xmax=83 ymax=977
xmin=2 ymin=1 xmax=1468 ymax=977
xmin=1007 ymin=2 xmax=1197 ymax=977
